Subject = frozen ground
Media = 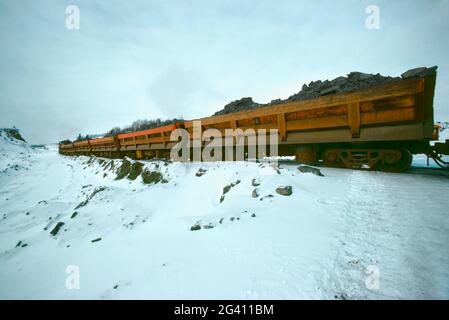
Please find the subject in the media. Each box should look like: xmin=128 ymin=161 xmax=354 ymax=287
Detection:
xmin=0 ymin=129 xmax=448 ymax=299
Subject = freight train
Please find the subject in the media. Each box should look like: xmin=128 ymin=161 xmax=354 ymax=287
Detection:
xmin=59 ymin=69 xmax=449 ymax=172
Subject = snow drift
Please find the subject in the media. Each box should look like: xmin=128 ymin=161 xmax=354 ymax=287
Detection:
xmin=0 ymin=129 xmax=448 ymax=299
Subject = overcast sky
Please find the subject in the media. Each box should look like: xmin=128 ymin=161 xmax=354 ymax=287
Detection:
xmin=1 ymin=0 xmax=448 ymax=144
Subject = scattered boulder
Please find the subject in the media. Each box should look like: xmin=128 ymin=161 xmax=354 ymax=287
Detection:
xmin=251 ymin=179 xmax=261 ymax=187
xmin=260 ymin=194 xmax=274 ymax=201
xmin=220 ymin=180 xmax=241 ymax=203
xmin=75 ymin=200 xmax=88 ymax=210
xmin=70 ymin=212 xmax=78 ymax=219
xmin=142 ymin=170 xmax=164 ymax=185
xmin=251 ymin=213 xmax=256 ymax=218
xmin=50 ymin=222 xmax=65 ymax=236
xmin=91 ymin=237 xmax=102 ymax=243
xmin=196 ymin=168 xmax=207 ymax=177
xmin=252 ymin=188 xmax=260 ymax=198
xmin=297 ymin=165 xmax=324 ymax=177
xmin=115 ymin=158 xmax=132 ymax=180
xmin=127 ymin=162 xmax=144 ymax=180
xmin=203 ymin=224 xmax=215 ymax=230
xmin=276 ymin=186 xmax=293 ymax=196
xmin=223 ymin=185 xmax=232 ymax=195
xmin=230 ymin=180 xmax=241 ymax=187
xmin=16 ymin=241 xmax=28 ymax=248
xmin=112 ymin=158 xmax=166 ymax=184
xmin=190 ymin=223 xmax=201 ymax=231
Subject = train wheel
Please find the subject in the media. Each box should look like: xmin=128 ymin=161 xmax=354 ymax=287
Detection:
xmin=323 ymin=149 xmax=345 ymax=168
xmin=295 ymin=146 xmax=317 ymax=164
xmin=375 ymin=148 xmax=412 ymax=173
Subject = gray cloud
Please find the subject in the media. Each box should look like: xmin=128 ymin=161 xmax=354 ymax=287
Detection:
xmin=147 ymin=65 xmax=224 ymax=119
xmin=0 ymin=0 xmax=448 ymax=144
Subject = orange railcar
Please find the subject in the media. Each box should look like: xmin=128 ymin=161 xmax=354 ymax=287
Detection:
xmin=58 ymin=71 xmax=449 ymax=171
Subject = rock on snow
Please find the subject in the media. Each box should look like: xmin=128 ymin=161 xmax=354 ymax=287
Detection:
xmin=0 ymin=130 xmax=449 ymax=299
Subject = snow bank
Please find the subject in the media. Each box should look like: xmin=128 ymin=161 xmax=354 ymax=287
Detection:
xmin=0 ymin=128 xmax=32 ymax=174
xmin=0 ymin=134 xmax=448 ymax=300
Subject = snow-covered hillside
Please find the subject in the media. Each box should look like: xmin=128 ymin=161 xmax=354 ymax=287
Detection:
xmin=0 ymin=130 xmax=448 ymax=299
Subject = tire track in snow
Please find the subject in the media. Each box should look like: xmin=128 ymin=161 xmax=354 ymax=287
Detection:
xmin=328 ymin=170 xmax=449 ymax=299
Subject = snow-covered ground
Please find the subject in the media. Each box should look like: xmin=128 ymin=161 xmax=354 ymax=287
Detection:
xmin=0 ymin=130 xmax=448 ymax=300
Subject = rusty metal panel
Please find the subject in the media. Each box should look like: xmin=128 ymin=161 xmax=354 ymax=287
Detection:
xmin=189 ymin=79 xmax=424 ymax=127
xmin=281 ymin=123 xmax=424 ymax=145
xmin=347 ymin=102 xmax=361 ymax=138
xmin=360 ymin=108 xmax=415 ymax=125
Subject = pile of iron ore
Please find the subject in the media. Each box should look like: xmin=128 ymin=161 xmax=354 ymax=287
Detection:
xmin=213 ymin=66 xmax=437 ymax=116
